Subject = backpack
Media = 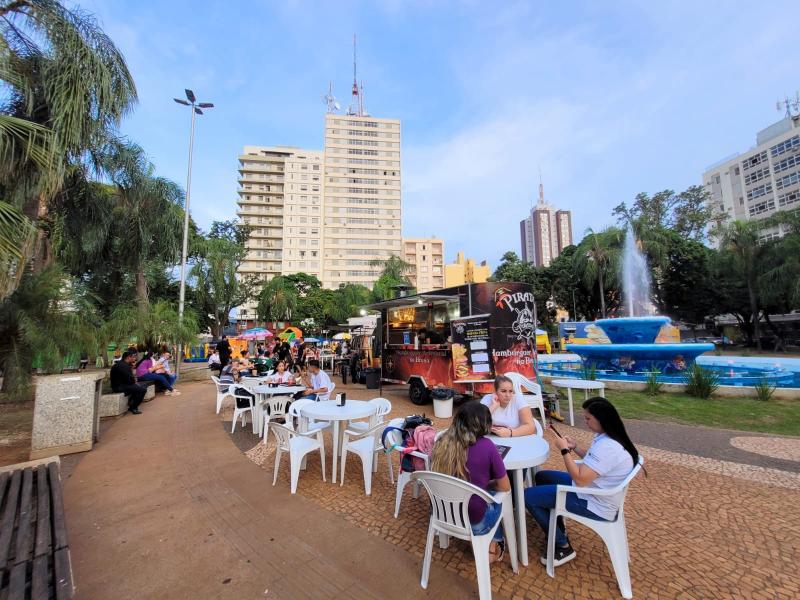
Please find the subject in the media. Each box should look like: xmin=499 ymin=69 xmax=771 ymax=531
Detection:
xmin=381 ymin=420 xmax=437 ymax=473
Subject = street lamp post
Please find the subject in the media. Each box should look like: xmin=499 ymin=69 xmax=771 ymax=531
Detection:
xmin=572 ymin=289 xmax=577 ymax=321
xmin=174 ymin=89 xmax=213 ymax=376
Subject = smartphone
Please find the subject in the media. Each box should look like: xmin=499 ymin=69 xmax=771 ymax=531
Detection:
xmin=550 ymin=423 xmax=563 ymax=438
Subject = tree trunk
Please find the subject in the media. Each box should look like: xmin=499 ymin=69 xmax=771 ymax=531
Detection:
xmin=747 ymin=276 xmax=761 ymax=351
xmin=762 ymin=312 xmax=785 ymax=352
xmin=135 ymin=268 xmax=148 ymax=307
xmin=598 ymin=271 xmax=606 ymax=318
xmin=23 ymin=193 xmax=52 ymax=273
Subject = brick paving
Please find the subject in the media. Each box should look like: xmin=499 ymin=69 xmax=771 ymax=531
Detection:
xmin=223 ymin=381 xmax=800 ymax=599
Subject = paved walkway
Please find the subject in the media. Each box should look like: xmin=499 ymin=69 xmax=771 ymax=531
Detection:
xmin=62 ymin=383 xmax=479 ymax=599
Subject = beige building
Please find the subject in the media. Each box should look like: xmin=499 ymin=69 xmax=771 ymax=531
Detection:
xmin=444 ymin=252 xmax=491 ymax=287
xmin=519 ymin=181 xmax=572 ymax=267
xmin=703 ymin=114 xmax=800 ymax=242
xmin=402 ymin=237 xmax=444 ymax=291
xmin=322 ymin=113 xmax=402 ymax=288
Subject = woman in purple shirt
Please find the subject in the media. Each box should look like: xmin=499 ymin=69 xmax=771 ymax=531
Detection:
xmin=432 ymin=402 xmax=511 ymax=564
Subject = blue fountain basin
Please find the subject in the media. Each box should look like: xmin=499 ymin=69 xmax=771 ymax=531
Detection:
xmin=567 ymin=343 xmax=715 ymax=361
xmin=594 ymin=317 xmax=672 ymax=344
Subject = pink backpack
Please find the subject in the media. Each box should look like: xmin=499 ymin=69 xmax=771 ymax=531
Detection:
xmin=410 ymin=425 xmax=437 ymax=471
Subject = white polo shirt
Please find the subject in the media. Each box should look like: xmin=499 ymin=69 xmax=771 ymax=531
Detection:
xmin=480 ymin=393 xmax=528 ymax=429
xmin=577 ymin=433 xmax=635 ymax=520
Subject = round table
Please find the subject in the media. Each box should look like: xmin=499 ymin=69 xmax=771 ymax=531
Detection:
xmin=300 ymin=400 xmax=376 ymax=484
xmin=489 ymin=434 xmax=550 ymax=566
xmin=252 ymin=385 xmax=306 ymax=436
xmin=550 ymin=379 xmax=606 ymax=426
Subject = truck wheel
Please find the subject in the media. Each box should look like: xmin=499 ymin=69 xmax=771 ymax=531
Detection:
xmin=409 ymin=379 xmax=430 ymax=405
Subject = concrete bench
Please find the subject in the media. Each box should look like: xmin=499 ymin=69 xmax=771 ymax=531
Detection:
xmin=99 ymin=393 xmax=128 ymax=417
xmin=0 ymin=458 xmax=74 ymax=599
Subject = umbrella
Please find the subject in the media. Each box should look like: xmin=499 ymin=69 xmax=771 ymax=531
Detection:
xmin=332 ymin=332 xmax=351 ymax=340
xmin=304 ymin=337 xmax=320 ymax=343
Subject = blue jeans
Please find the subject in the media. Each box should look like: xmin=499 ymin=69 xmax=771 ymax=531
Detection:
xmin=523 ymin=470 xmax=607 ymax=547
xmin=138 ymin=372 xmax=173 ymax=391
xmin=471 ymin=494 xmax=504 ymax=542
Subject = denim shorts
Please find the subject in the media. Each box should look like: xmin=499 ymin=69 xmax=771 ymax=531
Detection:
xmin=471 ymin=497 xmax=504 ymax=541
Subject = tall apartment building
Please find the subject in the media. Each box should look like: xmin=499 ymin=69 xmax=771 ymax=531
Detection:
xmin=519 ymin=182 xmax=572 ymax=267
xmin=322 ymin=114 xmax=402 ymax=288
xmin=703 ymin=114 xmax=800 ymax=242
xmin=444 ymin=252 xmax=491 ymax=287
xmin=236 ymin=146 xmax=324 ymax=281
xmin=402 ymin=237 xmax=444 ymax=291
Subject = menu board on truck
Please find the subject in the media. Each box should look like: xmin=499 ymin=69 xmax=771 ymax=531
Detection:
xmin=450 ymin=314 xmax=495 ymax=381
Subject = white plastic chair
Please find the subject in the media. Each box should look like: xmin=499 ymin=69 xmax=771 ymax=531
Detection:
xmin=504 ymin=371 xmax=547 ymax=433
xmin=383 ymin=418 xmax=431 ymax=517
xmin=545 ymin=456 xmax=644 ymax=599
xmin=348 ymin=397 xmax=392 ymax=432
xmin=340 ymin=422 xmax=385 ymax=495
xmin=230 ymin=385 xmax=256 ymax=434
xmin=411 ymin=471 xmax=518 ymax=600
xmin=270 ymin=422 xmax=327 ymax=494
xmin=211 ymin=376 xmax=233 ymax=414
xmin=316 ymin=380 xmax=335 ymax=402
xmin=286 ymin=399 xmax=331 ymax=432
xmin=262 ymin=395 xmax=292 ymax=445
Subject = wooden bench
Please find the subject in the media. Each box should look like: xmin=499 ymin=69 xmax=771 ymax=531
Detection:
xmin=0 ymin=458 xmax=74 ymax=599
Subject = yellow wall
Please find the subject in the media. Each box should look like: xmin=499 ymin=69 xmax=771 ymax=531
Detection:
xmin=445 ymin=251 xmax=490 ymax=287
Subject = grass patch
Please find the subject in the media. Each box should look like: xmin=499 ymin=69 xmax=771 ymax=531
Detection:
xmin=602 ymin=390 xmax=800 ymax=436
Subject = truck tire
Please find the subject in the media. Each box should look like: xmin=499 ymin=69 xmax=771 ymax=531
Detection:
xmin=409 ymin=379 xmax=430 ymax=405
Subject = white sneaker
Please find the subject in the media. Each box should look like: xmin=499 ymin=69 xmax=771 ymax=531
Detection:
xmin=171 ymin=389 xmax=181 ymax=396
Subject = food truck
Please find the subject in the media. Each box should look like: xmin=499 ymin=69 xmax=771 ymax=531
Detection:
xmin=369 ymin=282 xmax=539 ymax=404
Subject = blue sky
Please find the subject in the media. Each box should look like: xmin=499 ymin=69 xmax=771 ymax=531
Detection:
xmin=82 ymin=0 xmax=798 ymax=268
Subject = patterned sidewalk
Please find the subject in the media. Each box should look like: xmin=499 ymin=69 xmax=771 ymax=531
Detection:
xmin=226 ymin=382 xmax=800 ymax=599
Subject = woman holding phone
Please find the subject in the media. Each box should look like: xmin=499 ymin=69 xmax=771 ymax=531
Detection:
xmin=480 ymin=375 xmax=536 ymax=438
xmin=524 ymin=397 xmax=640 ymax=567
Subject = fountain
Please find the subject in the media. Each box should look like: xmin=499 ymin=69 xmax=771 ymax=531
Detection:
xmin=566 ymin=225 xmax=714 ymax=376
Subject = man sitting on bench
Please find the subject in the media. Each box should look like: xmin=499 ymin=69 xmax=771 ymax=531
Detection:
xmin=110 ymin=349 xmax=147 ymax=414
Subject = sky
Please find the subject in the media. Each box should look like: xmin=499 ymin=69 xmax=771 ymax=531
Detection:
xmin=82 ymin=0 xmax=799 ymax=269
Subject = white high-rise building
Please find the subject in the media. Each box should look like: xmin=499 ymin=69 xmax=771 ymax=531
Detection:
xmin=519 ymin=181 xmax=572 ymax=267
xmin=703 ymin=113 xmax=800 ymax=242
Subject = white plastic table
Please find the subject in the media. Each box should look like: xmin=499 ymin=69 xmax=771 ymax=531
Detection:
xmin=490 ymin=434 xmax=550 ymax=566
xmin=300 ymin=400 xmax=376 ymax=484
xmin=252 ymin=385 xmax=305 ymax=436
xmin=549 ymin=379 xmax=606 ymax=426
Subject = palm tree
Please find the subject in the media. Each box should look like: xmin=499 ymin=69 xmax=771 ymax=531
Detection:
xmin=368 ymin=255 xmax=414 ymax=301
xmin=257 ymin=276 xmax=298 ymax=322
xmin=573 ymin=228 xmax=622 ymax=318
xmin=103 ymin=300 xmax=197 ymax=354
xmin=721 ymin=221 xmax=764 ymax=350
xmin=0 ymin=0 xmax=137 ymax=272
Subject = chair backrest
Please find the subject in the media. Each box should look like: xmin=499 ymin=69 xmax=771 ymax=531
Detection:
xmin=411 ymin=471 xmax=494 ymax=537
xmin=318 ymin=381 xmax=335 ymax=402
xmin=230 ymin=384 xmax=253 ymax=399
xmin=504 ymin=371 xmax=542 ymax=402
xmin=368 ymin=397 xmax=392 ymax=423
xmin=269 ymin=422 xmax=294 ymax=451
xmin=382 ymin=418 xmax=406 ymax=451
xmin=615 ymin=456 xmax=644 ymax=515
xmin=266 ymin=395 xmax=292 ymax=417
xmin=286 ymin=399 xmax=313 ymax=430
xmin=533 ymin=419 xmax=543 ymax=437
xmin=211 ymin=376 xmax=227 ymax=393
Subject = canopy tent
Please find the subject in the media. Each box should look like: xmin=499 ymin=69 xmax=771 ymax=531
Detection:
xmin=304 ymin=337 xmax=321 ymax=343
xmin=277 ymin=327 xmax=303 ymax=341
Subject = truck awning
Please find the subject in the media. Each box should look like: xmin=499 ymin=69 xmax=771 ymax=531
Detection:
xmin=367 ymin=294 xmax=461 ymax=311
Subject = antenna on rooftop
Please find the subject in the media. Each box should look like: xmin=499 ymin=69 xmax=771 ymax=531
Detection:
xmin=776 ymin=92 xmax=800 ymax=118
xmin=537 ymin=165 xmax=545 ymax=205
xmin=323 ymin=81 xmax=340 ymax=113
xmin=347 ymin=34 xmax=363 ymax=116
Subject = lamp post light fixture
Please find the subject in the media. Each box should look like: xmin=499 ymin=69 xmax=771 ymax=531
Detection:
xmin=174 ymin=89 xmax=213 ymax=375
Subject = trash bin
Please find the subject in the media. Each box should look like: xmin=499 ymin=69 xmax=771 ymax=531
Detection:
xmin=431 ymin=387 xmax=455 ymax=419
xmin=364 ymin=368 xmax=379 ymax=390
xmin=341 ymin=364 xmax=349 ymax=385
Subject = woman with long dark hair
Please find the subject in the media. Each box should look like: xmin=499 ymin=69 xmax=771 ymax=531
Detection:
xmin=432 ymin=402 xmax=511 ymax=564
xmin=524 ymin=397 xmax=639 ymax=567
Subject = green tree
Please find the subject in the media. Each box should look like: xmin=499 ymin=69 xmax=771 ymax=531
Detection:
xmin=573 ymin=227 xmax=622 ymax=318
xmin=719 ymin=221 xmax=765 ymax=350
xmin=257 ymin=276 xmax=298 ymax=322
xmin=329 ymin=283 xmax=371 ymax=323
xmin=612 ymin=186 xmax=714 ymax=241
xmin=103 ymin=299 xmax=197 ymax=353
xmin=283 ymin=272 xmax=322 ymax=296
xmin=369 ymin=255 xmax=413 ymax=301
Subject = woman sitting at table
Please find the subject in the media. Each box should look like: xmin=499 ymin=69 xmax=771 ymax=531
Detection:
xmin=267 ymin=360 xmax=294 ymax=385
xmin=432 ymin=402 xmax=511 ymax=564
xmin=524 ymin=397 xmax=639 ymax=567
xmin=480 ymin=375 xmax=536 ymax=438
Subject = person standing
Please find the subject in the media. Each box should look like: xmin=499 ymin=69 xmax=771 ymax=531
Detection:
xmin=110 ymin=349 xmax=147 ymax=414
xmin=217 ymin=335 xmax=232 ymax=368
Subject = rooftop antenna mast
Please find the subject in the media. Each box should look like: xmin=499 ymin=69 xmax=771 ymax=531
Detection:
xmin=537 ymin=165 xmax=545 ymax=205
xmin=348 ymin=34 xmax=362 ymax=116
xmin=776 ymin=92 xmax=800 ymax=118
xmin=322 ymin=81 xmax=340 ymax=113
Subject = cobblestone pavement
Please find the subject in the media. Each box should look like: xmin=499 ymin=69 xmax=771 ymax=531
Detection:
xmin=220 ymin=382 xmax=800 ymax=599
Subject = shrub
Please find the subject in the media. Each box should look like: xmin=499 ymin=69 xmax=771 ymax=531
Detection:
xmin=581 ymin=363 xmax=597 ymax=381
xmin=644 ymin=369 xmax=663 ymax=396
xmin=753 ymin=378 xmax=776 ymax=402
xmin=683 ymin=364 xmax=719 ymax=399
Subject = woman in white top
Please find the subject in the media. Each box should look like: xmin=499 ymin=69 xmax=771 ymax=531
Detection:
xmin=524 ymin=397 xmax=639 ymax=568
xmin=268 ymin=360 xmax=294 ymax=384
xmin=480 ymin=375 xmax=536 ymax=438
